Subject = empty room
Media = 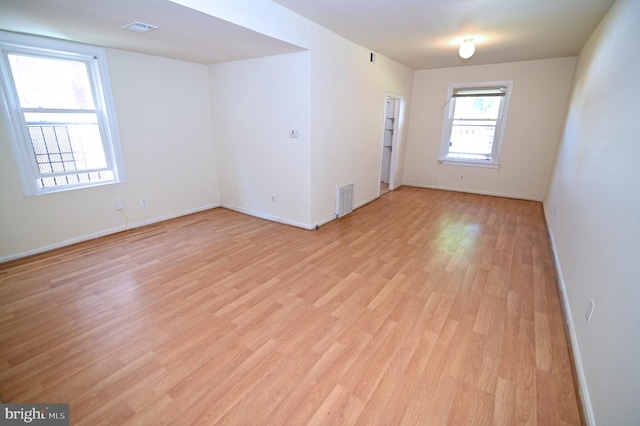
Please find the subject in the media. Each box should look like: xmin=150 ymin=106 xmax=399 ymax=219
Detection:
xmin=0 ymin=0 xmax=638 ymax=425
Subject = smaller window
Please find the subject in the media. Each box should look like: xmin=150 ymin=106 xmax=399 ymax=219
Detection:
xmin=439 ymin=81 xmax=513 ymax=167
xmin=0 ymin=31 xmax=126 ymax=195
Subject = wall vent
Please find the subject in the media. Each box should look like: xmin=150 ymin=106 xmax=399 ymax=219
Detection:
xmin=336 ymin=183 xmax=354 ymax=218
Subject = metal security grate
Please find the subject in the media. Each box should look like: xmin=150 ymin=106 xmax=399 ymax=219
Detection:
xmin=30 ymin=125 xmax=83 ymax=173
xmin=27 ymin=123 xmax=111 ymax=188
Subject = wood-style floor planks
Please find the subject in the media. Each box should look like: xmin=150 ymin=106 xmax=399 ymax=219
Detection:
xmin=0 ymin=187 xmax=582 ymax=425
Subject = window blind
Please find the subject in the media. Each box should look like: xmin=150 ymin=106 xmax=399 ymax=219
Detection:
xmin=452 ymin=87 xmax=506 ymax=97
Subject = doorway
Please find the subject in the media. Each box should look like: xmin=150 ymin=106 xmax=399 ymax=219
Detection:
xmin=380 ymin=95 xmax=400 ymax=194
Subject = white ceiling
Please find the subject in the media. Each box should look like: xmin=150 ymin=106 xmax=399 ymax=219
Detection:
xmin=0 ymin=0 xmax=304 ymax=64
xmin=271 ymin=0 xmax=616 ymax=69
xmin=0 ymin=0 xmax=615 ymax=69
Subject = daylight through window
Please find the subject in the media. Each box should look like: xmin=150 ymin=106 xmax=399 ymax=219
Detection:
xmin=0 ymin=31 xmax=125 ymax=195
xmin=440 ymin=82 xmax=512 ymax=166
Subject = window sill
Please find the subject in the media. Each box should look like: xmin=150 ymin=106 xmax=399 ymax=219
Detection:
xmin=438 ymin=158 xmax=499 ymax=169
xmin=33 ymin=178 xmax=120 ymax=196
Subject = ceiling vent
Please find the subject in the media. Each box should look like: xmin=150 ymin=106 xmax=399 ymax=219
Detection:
xmin=122 ymin=21 xmax=158 ymax=34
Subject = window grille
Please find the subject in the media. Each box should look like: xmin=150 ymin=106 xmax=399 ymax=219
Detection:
xmin=0 ymin=31 xmax=125 ymax=195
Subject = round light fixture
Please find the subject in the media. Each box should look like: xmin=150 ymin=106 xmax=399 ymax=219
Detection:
xmin=459 ymin=38 xmax=475 ymax=59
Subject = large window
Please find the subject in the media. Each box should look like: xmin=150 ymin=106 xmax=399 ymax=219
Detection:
xmin=0 ymin=31 xmax=125 ymax=195
xmin=440 ymin=81 xmax=513 ymax=166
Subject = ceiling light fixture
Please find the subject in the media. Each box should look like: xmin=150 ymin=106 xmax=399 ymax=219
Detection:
xmin=459 ymin=38 xmax=475 ymax=59
xmin=122 ymin=21 xmax=158 ymax=34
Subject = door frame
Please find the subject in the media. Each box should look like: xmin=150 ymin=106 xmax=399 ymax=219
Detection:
xmin=380 ymin=93 xmax=402 ymax=192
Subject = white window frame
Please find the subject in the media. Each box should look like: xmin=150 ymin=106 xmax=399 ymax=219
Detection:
xmin=0 ymin=31 xmax=126 ymax=195
xmin=439 ymin=80 xmax=513 ymax=168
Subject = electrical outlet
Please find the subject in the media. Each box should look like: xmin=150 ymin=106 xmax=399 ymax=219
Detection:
xmin=271 ymin=195 xmax=276 ymax=203
xmin=586 ymin=299 xmax=595 ymax=322
xmin=357 ymin=185 xmax=361 ymax=193
xmin=115 ymin=200 xmax=124 ymax=210
xmin=140 ymin=197 xmax=147 ymax=207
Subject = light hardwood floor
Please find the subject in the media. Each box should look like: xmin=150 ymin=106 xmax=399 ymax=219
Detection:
xmin=0 ymin=187 xmax=582 ymax=425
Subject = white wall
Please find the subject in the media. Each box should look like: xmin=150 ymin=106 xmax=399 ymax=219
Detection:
xmin=185 ymin=0 xmax=414 ymax=228
xmin=309 ymin=30 xmax=414 ymax=225
xmin=208 ymin=32 xmax=413 ymax=229
xmin=0 ymin=48 xmax=219 ymax=260
xmin=404 ymin=58 xmax=576 ymax=201
xmin=544 ymin=0 xmax=640 ymax=424
xmin=1 ymin=0 xmax=414 ymax=258
xmin=208 ymin=52 xmax=312 ymax=227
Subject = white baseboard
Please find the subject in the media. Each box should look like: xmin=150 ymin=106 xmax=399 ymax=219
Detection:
xmin=1 ymin=203 xmax=220 ymax=263
xmin=403 ymin=182 xmax=543 ymax=202
xmin=355 ymin=193 xmax=379 ymax=210
xmin=316 ymin=192 xmax=381 ymax=228
xmin=315 ymin=214 xmax=337 ymax=228
xmin=4 ymin=193 xmax=394 ymax=263
xmin=222 ymin=190 xmax=384 ymax=231
xmin=545 ymin=208 xmax=595 ymax=426
xmin=220 ymin=203 xmax=316 ymax=230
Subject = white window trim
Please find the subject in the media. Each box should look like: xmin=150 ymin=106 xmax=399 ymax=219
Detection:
xmin=438 ymin=80 xmax=513 ymax=168
xmin=0 ymin=30 xmax=126 ymax=195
